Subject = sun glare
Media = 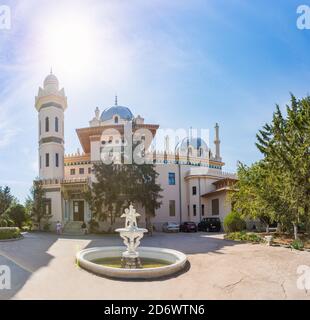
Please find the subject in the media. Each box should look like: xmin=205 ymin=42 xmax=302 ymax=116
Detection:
xmin=40 ymin=14 xmax=98 ymax=77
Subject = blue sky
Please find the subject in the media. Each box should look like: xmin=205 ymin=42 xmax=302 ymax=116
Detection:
xmin=1 ymin=0 xmax=310 ymax=201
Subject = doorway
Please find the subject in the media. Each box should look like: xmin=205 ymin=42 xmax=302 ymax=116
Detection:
xmin=73 ymin=200 xmax=84 ymax=221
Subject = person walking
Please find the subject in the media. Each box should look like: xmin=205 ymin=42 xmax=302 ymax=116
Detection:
xmin=56 ymin=221 xmax=62 ymax=235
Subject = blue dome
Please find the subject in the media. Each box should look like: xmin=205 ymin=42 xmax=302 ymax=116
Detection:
xmin=176 ymin=137 xmax=208 ymax=152
xmin=100 ymin=106 xmax=134 ymax=122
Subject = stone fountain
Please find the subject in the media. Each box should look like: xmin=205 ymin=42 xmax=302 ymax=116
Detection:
xmin=115 ymin=205 xmax=148 ymax=268
xmin=76 ymin=204 xmax=187 ymax=279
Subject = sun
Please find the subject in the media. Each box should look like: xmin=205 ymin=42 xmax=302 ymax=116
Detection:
xmin=40 ymin=13 xmax=98 ymax=77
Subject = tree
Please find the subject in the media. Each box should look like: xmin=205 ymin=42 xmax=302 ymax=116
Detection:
xmin=135 ymin=163 xmax=163 ymax=231
xmin=232 ymin=161 xmax=280 ymax=232
xmin=87 ymin=161 xmax=162 ymax=231
xmin=254 ymin=95 xmax=310 ymax=239
xmin=26 ymin=180 xmax=50 ymax=230
xmin=6 ymin=204 xmax=27 ymax=229
xmin=0 ymin=186 xmax=15 ymax=227
xmin=0 ymin=186 xmax=14 ymax=215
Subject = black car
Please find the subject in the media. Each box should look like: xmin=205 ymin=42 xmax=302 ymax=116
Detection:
xmin=198 ymin=218 xmax=221 ymax=232
xmin=180 ymin=222 xmax=198 ymax=233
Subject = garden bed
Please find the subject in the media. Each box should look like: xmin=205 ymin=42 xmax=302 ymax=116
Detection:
xmin=0 ymin=227 xmax=22 ymax=240
xmin=225 ymin=231 xmax=310 ymax=251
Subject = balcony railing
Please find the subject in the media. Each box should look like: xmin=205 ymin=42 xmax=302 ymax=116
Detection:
xmin=39 ymin=177 xmax=91 ymax=186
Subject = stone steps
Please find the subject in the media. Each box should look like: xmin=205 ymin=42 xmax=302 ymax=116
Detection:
xmin=63 ymin=221 xmax=85 ymax=235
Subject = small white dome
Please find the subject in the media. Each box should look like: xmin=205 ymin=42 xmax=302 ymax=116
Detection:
xmin=43 ymin=72 xmax=59 ymax=92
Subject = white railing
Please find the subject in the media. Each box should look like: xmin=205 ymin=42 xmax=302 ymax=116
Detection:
xmin=39 ymin=177 xmax=91 ymax=186
xmin=185 ymin=167 xmax=237 ymax=179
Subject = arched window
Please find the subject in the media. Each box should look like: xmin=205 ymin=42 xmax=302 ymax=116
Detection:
xmin=199 ymin=148 xmax=204 ymax=157
xmin=114 ymin=116 xmax=119 ymax=124
xmin=55 ymin=117 xmax=59 ymax=132
xmin=45 ymin=117 xmax=49 ymax=132
xmin=55 ymin=153 xmax=59 ymax=167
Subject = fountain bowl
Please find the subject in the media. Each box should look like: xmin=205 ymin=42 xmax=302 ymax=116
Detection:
xmin=76 ymin=246 xmax=187 ymax=279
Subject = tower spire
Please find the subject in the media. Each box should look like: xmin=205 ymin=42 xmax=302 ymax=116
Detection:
xmin=115 ymin=95 xmax=118 ymax=106
xmin=214 ymin=123 xmax=221 ymax=160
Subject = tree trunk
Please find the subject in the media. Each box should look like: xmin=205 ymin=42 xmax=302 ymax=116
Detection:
xmin=276 ymin=223 xmax=282 ymax=233
xmin=145 ymin=214 xmax=153 ymax=236
xmin=293 ymin=223 xmax=298 ymax=240
xmin=266 ymin=224 xmax=269 ymax=234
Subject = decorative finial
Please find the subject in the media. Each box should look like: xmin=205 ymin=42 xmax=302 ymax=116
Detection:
xmin=115 ymin=95 xmax=118 ymax=106
xmin=95 ymin=107 xmax=100 ymax=120
xmin=190 ymin=126 xmax=193 ymax=140
xmin=50 ymin=67 xmax=53 ymax=75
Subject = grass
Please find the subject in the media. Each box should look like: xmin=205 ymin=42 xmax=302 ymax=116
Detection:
xmin=92 ymin=257 xmax=171 ymax=269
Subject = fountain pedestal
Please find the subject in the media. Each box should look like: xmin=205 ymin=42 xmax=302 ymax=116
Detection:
xmin=116 ymin=227 xmax=148 ymax=268
xmin=115 ymin=205 xmax=148 ymax=269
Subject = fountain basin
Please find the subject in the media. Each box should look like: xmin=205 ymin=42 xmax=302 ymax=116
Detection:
xmin=76 ymin=246 xmax=187 ymax=279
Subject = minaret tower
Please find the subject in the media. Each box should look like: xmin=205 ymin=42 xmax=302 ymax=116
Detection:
xmin=214 ymin=123 xmax=221 ymax=161
xmin=35 ymin=71 xmax=67 ymax=180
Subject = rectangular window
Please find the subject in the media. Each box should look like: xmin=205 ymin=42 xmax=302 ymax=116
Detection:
xmin=88 ymin=167 xmax=92 ymax=174
xmin=193 ymin=204 xmax=197 ymax=216
xmin=212 ymin=199 xmax=220 ymax=216
xmin=192 ymin=186 xmax=197 ymax=195
xmin=202 ymin=204 xmax=205 ymax=216
xmin=70 ymin=168 xmax=76 ymax=175
xmin=55 ymin=153 xmax=59 ymax=168
xmin=79 ymin=168 xmax=85 ymax=175
xmin=168 ymin=172 xmax=176 ymax=185
xmin=44 ymin=199 xmax=51 ymax=215
xmin=169 ymin=200 xmax=176 ymax=217
xmin=45 ymin=153 xmax=49 ymax=167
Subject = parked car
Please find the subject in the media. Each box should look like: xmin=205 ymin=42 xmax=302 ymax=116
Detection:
xmin=198 ymin=218 xmax=221 ymax=232
xmin=162 ymin=222 xmax=180 ymax=233
xmin=180 ymin=222 xmax=197 ymax=233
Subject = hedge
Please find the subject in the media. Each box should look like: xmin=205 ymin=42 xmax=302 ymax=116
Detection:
xmin=0 ymin=227 xmax=21 ymax=240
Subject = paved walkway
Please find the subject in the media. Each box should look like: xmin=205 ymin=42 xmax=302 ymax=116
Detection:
xmin=0 ymin=232 xmax=309 ymax=299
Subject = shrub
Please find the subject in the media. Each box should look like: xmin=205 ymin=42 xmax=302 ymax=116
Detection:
xmin=89 ymin=219 xmax=99 ymax=233
xmin=6 ymin=204 xmax=28 ymax=229
xmin=0 ymin=227 xmax=21 ymax=240
xmin=43 ymin=222 xmax=50 ymax=232
xmin=291 ymin=239 xmax=304 ymax=251
xmin=225 ymin=231 xmax=262 ymax=243
xmin=21 ymin=225 xmax=32 ymax=232
xmin=224 ymin=211 xmax=246 ymax=233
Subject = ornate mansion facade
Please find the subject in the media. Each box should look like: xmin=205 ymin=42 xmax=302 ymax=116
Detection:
xmin=35 ymin=72 xmax=237 ymax=232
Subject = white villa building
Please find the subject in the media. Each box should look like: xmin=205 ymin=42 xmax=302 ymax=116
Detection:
xmin=35 ymin=72 xmax=237 ymax=233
